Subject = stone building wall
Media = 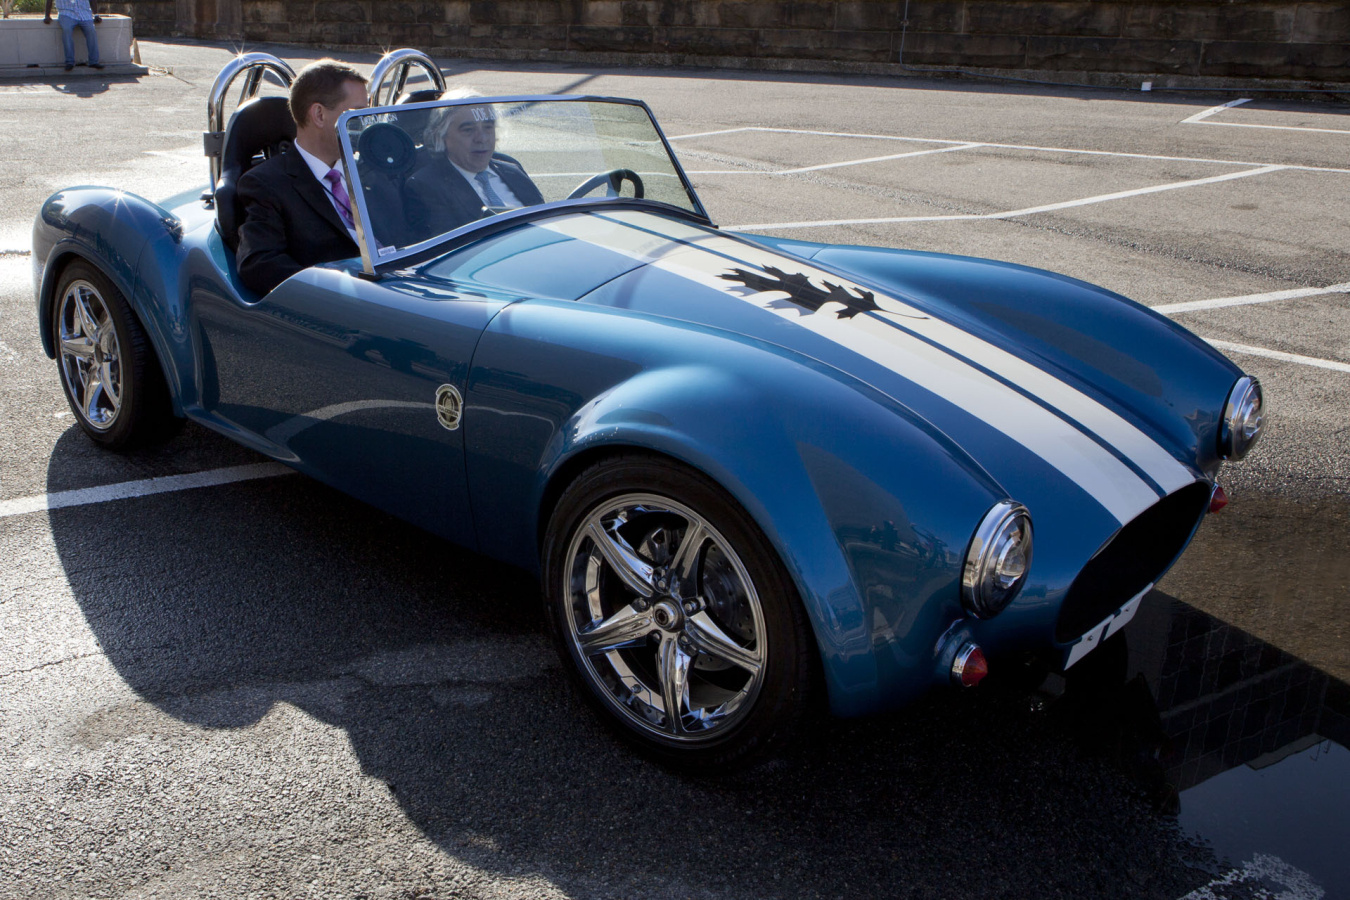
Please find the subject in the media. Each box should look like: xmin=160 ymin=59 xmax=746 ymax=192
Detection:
xmin=105 ymin=0 xmax=1350 ymax=83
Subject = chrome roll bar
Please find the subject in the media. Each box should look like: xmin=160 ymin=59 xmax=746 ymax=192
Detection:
xmin=204 ymin=53 xmax=297 ymax=188
xmin=368 ymin=49 xmax=446 ymax=107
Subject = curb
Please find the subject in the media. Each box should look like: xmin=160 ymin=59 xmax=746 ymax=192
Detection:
xmin=0 ymin=63 xmax=149 ymax=80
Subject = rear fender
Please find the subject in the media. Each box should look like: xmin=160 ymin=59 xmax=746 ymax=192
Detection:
xmin=34 ymin=188 xmax=188 ymax=413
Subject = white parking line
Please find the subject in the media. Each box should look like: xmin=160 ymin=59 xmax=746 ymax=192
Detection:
xmin=1183 ymin=98 xmax=1350 ymax=135
xmin=986 ymin=165 xmax=1287 ymax=219
xmin=0 ymin=462 xmax=295 ymax=519
xmin=1157 ymin=282 xmax=1350 ymax=314
xmin=1201 ymin=339 xmax=1350 ymax=374
xmin=671 ymin=125 xmax=1350 ymax=175
xmin=727 ymin=165 xmax=1285 ymax=231
xmin=1181 ymin=98 xmax=1252 ymax=124
xmin=686 ymin=143 xmax=983 ymax=176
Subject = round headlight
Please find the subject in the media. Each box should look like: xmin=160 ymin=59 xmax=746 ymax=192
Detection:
xmin=962 ymin=501 xmax=1033 ymax=618
xmin=1219 ymin=376 xmax=1264 ymax=460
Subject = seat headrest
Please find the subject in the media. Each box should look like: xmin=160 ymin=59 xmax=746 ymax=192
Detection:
xmin=358 ymin=122 xmax=417 ymax=176
xmin=216 ymin=96 xmax=297 ymax=252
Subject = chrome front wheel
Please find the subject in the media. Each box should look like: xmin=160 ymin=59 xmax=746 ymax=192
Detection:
xmin=564 ymin=492 xmax=768 ymax=741
xmin=544 ymin=456 xmax=816 ymax=769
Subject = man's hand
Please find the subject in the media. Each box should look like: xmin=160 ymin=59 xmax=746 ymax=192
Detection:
xmin=43 ymin=15 xmax=52 ymax=23
xmin=93 ymin=15 xmax=101 ymax=22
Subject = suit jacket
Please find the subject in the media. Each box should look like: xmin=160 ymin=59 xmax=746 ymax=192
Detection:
xmin=402 ymin=154 xmax=545 ymax=245
xmin=236 ymin=148 xmax=360 ymax=296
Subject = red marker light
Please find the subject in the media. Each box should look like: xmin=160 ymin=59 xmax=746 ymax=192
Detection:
xmin=952 ymin=643 xmax=989 ymax=688
xmin=1209 ymin=484 xmax=1229 ymax=513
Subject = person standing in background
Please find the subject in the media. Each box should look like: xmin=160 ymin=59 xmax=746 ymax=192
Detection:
xmin=43 ymin=0 xmax=102 ymax=72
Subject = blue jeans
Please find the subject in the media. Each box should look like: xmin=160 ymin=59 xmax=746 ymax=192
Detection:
xmin=59 ymin=17 xmax=99 ymax=67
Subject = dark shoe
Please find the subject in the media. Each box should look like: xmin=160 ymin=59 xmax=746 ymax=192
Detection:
xmin=64 ymin=63 xmax=73 ymax=71
xmin=90 ymin=63 xmax=104 ymax=69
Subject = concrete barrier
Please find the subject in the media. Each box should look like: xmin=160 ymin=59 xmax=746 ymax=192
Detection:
xmin=0 ymin=13 xmax=142 ymax=75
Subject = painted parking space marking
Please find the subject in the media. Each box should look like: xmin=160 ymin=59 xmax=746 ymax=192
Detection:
xmin=685 ymin=143 xmax=984 ymax=175
xmin=0 ymin=462 xmax=295 ymax=519
xmin=726 ymin=165 xmax=1286 ymax=231
xmin=1200 ymin=339 xmax=1350 ymax=374
xmin=1156 ymin=282 xmax=1350 ymax=314
xmin=671 ymin=125 xmax=1350 ymax=175
xmin=1184 ymin=98 xmax=1350 ymax=135
xmin=1181 ymin=98 xmax=1252 ymax=124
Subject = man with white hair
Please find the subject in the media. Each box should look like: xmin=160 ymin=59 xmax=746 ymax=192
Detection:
xmin=403 ymin=91 xmax=544 ymax=240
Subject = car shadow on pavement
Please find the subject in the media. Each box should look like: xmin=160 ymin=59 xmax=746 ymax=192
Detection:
xmin=43 ymin=426 xmax=1348 ymax=899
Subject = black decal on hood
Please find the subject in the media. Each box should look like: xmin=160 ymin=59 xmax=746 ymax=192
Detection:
xmin=719 ymin=266 xmax=882 ymax=319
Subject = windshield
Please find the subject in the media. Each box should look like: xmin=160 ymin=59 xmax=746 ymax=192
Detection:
xmin=339 ymin=96 xmax=705 ymax=268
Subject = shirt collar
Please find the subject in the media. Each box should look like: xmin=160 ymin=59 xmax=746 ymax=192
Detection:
xmin=451 ymin=160 xmax=496 ymax=183
xmin=294 ymin=140 xmax=342 ymax=186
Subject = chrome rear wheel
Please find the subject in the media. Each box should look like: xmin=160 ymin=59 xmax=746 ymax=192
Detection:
xmin=57 ymin=279 xmax=123 ymax=433
xmin=50 ymin=261 xmax=179 ymax=450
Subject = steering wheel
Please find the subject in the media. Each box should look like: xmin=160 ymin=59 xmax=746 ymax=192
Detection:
xmin=567 ymin=168 xmax=645 ymax=200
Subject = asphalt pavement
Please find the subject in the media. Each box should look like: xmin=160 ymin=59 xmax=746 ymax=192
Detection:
xmin=1 ymin=39 xmax=1347 ymax=900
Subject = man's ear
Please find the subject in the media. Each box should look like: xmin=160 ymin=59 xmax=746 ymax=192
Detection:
xmin=306 ymin=102 xmax=327 ymax=129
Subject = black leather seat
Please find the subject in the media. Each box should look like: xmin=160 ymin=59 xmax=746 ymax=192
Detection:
xmin=214 ymin=96 xmax=296 ymax=251
xmin=356 ymin=122 xmax=418 ymax=248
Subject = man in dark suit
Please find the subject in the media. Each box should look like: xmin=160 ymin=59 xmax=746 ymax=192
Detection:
xmin=403 ymin=98 xmax=545 ymax=243
xmin=236 ymin=60 xmax=368 ymax=296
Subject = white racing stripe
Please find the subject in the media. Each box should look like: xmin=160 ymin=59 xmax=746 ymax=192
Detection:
xmin=538 ymin=211 xmax=1179 ymax=523
xmin=0 ymin=463 xmax=295 ymax=519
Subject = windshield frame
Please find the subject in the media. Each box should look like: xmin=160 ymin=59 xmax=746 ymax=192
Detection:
xmin=336 ymin=94 xmax=712 ymax=275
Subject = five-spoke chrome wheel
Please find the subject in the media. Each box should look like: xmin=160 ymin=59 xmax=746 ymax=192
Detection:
xmin=544 ymin=455 xmax=816 ymax=769
xmin=57 ymin=278 xmax=123 ymax=432
xmin=563 ymin=493 xmax=767 ymax=741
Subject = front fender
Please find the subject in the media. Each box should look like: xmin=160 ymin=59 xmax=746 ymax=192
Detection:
xmin=465 ymin=300 xmax=1001 ymax=715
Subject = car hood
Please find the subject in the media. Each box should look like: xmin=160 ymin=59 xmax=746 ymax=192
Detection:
xmin=442 ymin=207 xmax=1240 ymax=528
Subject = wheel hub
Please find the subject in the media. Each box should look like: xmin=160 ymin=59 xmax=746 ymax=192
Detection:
xmin=651 ymin=600 xmax=683 ymax=632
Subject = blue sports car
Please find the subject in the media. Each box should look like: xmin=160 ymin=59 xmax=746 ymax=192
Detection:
xmin=32 ymin=52 xmax=1264 ymax=768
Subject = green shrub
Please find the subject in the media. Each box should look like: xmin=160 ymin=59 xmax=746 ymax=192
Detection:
xmin=14 ymin=0 xmax=46 ymax=12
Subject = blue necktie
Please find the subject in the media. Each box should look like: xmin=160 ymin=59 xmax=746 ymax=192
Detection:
xmin=474 ymin=171 xmax=505 ymax=208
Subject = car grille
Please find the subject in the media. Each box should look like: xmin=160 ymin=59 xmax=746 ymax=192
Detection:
xmin=1055 ymin=481 xmax=1212 ymax=642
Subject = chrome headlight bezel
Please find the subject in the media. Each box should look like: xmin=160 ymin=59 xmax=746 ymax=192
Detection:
xmin=1219 ymin=376 xmax=1264 ymax=461
xmin=961 ymin=501 xmax=1033 ymax=619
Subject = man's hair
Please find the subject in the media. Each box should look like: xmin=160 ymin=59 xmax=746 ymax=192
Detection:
xmin=424 ymin=87 xmax=487 ymax=150
xmin=289 ymin=59 xmax=368 ymax=128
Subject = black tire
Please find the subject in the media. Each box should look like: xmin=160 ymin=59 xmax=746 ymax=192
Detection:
xmin=542 ymin=453 xmax=819 ymax=770
xmin=51 ymin=261 xmax=181 ymax=450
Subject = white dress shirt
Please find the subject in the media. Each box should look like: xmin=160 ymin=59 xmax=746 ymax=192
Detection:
xmin=294 ymin=141 xmax=361 ymax=246
xmin=450 ymin=160 xmax=523 ymax=208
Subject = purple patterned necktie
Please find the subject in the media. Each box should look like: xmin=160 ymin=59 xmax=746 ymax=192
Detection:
xmin=324 ymin=168 xmax=354 ymax=227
